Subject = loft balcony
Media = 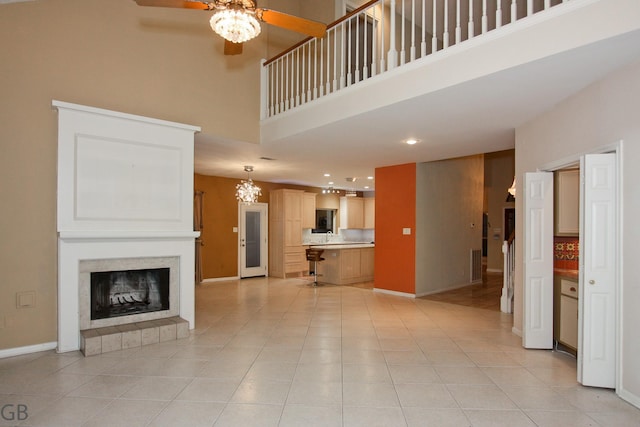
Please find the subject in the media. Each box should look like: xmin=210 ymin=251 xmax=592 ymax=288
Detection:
xmin=259 ymin=0 xmax=640 ymax=159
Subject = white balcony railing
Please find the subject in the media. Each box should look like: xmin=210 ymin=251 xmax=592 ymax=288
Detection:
xmin=261 ymin=0 xmax=572 ymax=119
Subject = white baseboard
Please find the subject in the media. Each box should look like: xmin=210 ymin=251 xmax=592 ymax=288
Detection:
xmin=0 ymin=342 xmax=57 ymax=359
xmin=373 ymin=288 xmax=416 ymax=298
xmin=512 ymin=326 xmax=523 ymax=337
xmin=200 ymin=276 xmax=240 ymax=284
xmin=416 ymin=281 xmax=472 ymax=297
xmin=618 ymin=388 xmax=640 ymax=410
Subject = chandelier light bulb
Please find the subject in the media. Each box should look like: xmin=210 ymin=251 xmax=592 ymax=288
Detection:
xmin=210 ymin=9 xmax=261 ymax=44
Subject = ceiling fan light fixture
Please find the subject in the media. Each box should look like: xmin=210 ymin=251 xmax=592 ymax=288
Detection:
xmin=210 ymin=8 xmax=261 ymax=44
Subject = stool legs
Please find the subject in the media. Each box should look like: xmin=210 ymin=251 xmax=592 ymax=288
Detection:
xmin=312 ymin=260 xmax=318 ymax=286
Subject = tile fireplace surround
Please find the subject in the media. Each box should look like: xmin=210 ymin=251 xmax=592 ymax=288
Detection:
xmin=53 ymin=101 xmax=200 ymax=354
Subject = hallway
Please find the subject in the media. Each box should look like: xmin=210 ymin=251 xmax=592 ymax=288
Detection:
xmin=420 ymin=272 xmax=504 ymax=312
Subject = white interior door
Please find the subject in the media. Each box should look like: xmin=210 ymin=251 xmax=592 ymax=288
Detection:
xmin=579 ymin=153 xmax=617 ymax=388
xmin=239 ymin=203 xmax=268 ymax=278
xmin=523 ymin=172 xmax=554 ymax=349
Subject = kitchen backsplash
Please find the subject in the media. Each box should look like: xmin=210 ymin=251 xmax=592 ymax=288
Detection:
xmin=303 ymin=228 xmax=374 ymax=245
xmin=554 ymin=236 xmax=579 ymax=270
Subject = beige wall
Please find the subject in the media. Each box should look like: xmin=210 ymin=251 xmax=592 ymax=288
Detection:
xmin=415 ymin=155 xmax=484 ymax=296
xmin=484 ymin=150 xmax=515 ymax=272
xmin=515 ymin=59 xmax=640 ymax=400
xmin=0 ymin=0 xmax=328 ymax=351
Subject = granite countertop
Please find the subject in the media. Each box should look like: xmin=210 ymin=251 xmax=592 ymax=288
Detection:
xmin=554 ymin=268 xmax=578 ymax=280
xmin=308 ymin=243 xmax=375 ymax=249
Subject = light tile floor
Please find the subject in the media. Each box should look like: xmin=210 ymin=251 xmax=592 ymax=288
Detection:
xmin=1 ymin=276 xmax=639 ymax=426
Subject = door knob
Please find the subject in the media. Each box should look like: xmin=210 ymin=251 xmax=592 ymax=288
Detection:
xmin=589 ymin=279 xmax=595 ymax=285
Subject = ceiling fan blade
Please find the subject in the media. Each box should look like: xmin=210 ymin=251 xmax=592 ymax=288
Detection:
xmin=258 ymin=9 xmax=326 ymax=38
xmin=224 ymin=40 xmax=244 ymax=55
xmin=133 ymin=0 xmax=213 ymax=10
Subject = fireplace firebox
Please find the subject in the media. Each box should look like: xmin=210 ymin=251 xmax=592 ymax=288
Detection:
xmin=91 ymin=267 xmax=170 ymax=320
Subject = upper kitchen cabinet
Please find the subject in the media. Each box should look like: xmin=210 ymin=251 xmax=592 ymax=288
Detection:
xmin=340 ymin=197 xmax=364 ymax=229
xmin=302 ymin=192 xmax=317 ymax=229
xmin=364 ymin=197 xmax=375 ymax=229
xmin=555 ymin=169 xmax=580 ymax=236
xmin=339 ymin=196 xmax=375 ymax=229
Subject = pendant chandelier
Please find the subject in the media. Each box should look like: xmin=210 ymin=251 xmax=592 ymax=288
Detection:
xmin=236 ymin=165 xmax=262 ymax=204
xmin=210 ymin=8 xmax=261 ymax=44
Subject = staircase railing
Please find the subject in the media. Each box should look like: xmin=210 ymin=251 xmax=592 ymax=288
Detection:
xmin=261 ymin=0 xmax=573 ymax=119
xmin=501 ymin=230 xmax=515 ymax=313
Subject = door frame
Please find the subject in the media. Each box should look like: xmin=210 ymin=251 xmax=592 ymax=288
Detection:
xmin=238 ymin=202 xmax=269 ymax=278
xmin=531 ymin=140 xmax=622 ymax=390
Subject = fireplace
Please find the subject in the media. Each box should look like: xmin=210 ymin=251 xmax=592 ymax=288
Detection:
xmin=78 ymin=256 xmax=181 ymax=332
xmin=54 ymin=101 xmax=200 ymax=353
xmin=91 ymin=267 xmax=170 ymax=320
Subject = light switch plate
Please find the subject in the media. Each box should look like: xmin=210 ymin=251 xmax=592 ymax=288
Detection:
xmin=402 ymin=228 xmax=411 ymax=235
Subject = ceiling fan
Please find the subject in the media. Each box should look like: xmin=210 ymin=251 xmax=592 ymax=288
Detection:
xmin=134 ymin=0 xmax=327 ymax=55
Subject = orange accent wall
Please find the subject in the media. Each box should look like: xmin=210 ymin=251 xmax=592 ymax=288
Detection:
xmin=374 ymin=163 xmax=416 ymax=294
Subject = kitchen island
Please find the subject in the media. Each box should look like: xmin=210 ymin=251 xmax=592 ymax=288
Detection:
xmin=309 ymin=243 xmax=374 ymax=285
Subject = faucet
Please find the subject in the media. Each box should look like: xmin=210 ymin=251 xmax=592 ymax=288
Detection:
xmin=325 ymin=230 xmax=333 ymax=243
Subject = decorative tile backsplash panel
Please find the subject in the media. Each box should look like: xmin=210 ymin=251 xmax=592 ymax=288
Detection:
xmin=554 ymin=236 xmax=579 ymax=270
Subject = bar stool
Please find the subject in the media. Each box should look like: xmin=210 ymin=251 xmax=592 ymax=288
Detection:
xmin=305 ymin=248 xmax=325 ymax=286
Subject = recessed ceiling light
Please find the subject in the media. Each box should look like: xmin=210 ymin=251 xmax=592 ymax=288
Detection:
xmin=367 ymin=176 xmax=374 ymax=180
xmin=328 ymin=181 xmax=334 ymax=185
xmin=324 ymin=173 xmax=331 ymax=177
xmin=364 ymin=186 xmax=369 ymax=189
xmin=405 ymin=138 xmax=419 ymax=145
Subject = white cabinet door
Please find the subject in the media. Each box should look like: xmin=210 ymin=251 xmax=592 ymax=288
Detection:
xmin=580 ymin=153 xmax=617 ymax=388
xmin=555 ymin=169 xmax=580 ymax=235
xmin=523 ymin=172 xmax=554 ymax=349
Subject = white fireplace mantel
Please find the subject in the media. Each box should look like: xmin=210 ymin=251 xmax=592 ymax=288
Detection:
xmin=53 ymin=101 xmax=200 ymax=353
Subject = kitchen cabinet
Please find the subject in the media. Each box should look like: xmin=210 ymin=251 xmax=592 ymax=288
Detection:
xmin=555 ymin=169 xmax=580 ymax=235
xmin=302 ymin=192 xmax=317 ymax=229
xmin=317 ymin=245 xmax=374 ymax=285
xmin=363 ymin=197 xmax=375 ymax=229
xmin=270 ymin=189 xmax=306 ymax=277
xmin=554 ymin=274 xmax=578 ymax=353
xmin=360 ymin=247 xmax=375 ymax=279
xmin=340 ymin=197 xmax=364 ymax=229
